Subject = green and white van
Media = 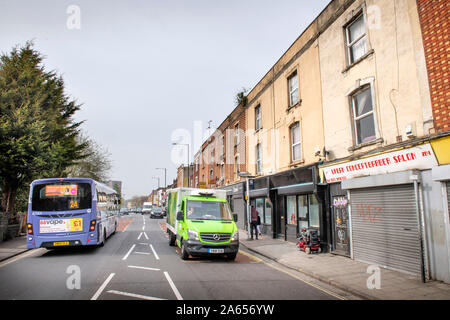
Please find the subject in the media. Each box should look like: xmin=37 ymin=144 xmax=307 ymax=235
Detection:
xmin=166 ymin=188 xmax=239 ymax=260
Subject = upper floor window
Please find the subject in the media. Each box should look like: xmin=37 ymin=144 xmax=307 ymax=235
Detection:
xmin=255 ymin=143 xmax=262 ymax=174
xmin=255 ymin=105 xmax=261 ymax=130
xmin=290 ymin=122 xmax=301 ymax=162
xmin=235 ymin=155 xmax=240 ymax=178
xmin=351 ymin=86 xmax=376 ymax=145
xmin=345 ymin=13 xmax=367 ymax=65
xmin=288 ymin=71 xmax=299 ymax=107
xmin=234 ymin=123 xmax=239 ymax=146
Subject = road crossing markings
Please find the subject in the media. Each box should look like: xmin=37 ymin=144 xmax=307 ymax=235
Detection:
xmin=164 ymin=271 xmax=183 ymax=300
xmin=122 ymin=244 xmax=136 ymax=260
xmin=91 ymin=273 xmax=115 ymax=300
xmin=150 ymin=244 xmax=160 ymax=260
xmin=137 ymin=232 xmax=149 ymax=240
xmin=135 ymin=252 xmax=151 ymax=255
xmin=107 ymin=290 xmax=165 ymax=300
xmin=128 ymin=265 xmax=160 ymax=272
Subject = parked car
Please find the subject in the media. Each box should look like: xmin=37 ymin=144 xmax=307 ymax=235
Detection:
xmin=150 ymin=207 xmax=163 ymax=219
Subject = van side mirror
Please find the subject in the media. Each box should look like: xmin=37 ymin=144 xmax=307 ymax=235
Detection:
xmin=176 ymin=211 xmax=184 ymax=221
xmin=233 ymin=214 xmax=238 ymax=222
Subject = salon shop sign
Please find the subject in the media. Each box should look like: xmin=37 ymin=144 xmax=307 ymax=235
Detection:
xmin=322 ymin=143 xmax=438 ymax=183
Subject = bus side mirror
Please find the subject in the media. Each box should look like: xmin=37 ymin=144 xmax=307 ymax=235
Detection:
xmin=176 ymin=211 xmax=184 ymax=221
xmin=233 ymin=214 xmax=238 ymax=222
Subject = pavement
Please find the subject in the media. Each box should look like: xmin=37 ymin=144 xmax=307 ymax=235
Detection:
xmin=238 ymin=229 xmax=450 ymax=300
xmin=1 ymin=227 xmax=449 ymax=300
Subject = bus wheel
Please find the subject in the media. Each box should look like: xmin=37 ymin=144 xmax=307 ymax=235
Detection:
xmin=99 ymin=230 xmax=106 ymax=247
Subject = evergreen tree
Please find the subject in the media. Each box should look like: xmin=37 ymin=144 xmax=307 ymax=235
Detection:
xmin=0 ymin=42 xmax=87 ymax=214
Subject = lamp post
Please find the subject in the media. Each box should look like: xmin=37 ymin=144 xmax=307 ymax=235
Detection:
xmin=238 ymin=171 xmax=255 ymax=240
xmin=172 ymin=142 xmax=190 ymax=187
xmin=156 ymin=167 xmax=167 ymax=188
xmin=152 ymin=176 xmax=160 ymax=189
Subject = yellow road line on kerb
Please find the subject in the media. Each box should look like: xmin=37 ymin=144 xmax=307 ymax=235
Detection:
xmin=266 ymin=263 xmax=347 ymax=300
xmin=240 ymin=248 xmax=346 ymax=300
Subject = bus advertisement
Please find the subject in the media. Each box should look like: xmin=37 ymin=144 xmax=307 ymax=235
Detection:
xmin=26 ymin=178 xmax=120 ymax=249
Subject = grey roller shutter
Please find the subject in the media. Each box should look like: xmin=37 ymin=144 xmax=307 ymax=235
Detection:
xmin=350 ymin=184 xmax=422 ymax=275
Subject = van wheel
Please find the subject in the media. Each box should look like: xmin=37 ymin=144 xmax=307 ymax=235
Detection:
xmin=180 ymin=241 xmax=189 ymax=260
xmin=168 ymin=232 xmax=176 ymax=246
xmin=226 ymin=253 xmax=237 ymax=261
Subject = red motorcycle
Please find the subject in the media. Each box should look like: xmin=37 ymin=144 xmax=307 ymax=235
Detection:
xmin=297 ymin=228 xmax=321 ymax=254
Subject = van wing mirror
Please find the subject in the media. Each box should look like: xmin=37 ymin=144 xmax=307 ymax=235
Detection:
xmin=233 ymin=214 xmax=238 ymax=222
xmin=176 ymin=211 xmax=184 ymax=221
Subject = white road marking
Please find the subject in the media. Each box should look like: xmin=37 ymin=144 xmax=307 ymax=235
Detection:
xmin=122 ymin=244 xmax=136 ymax=260
xmin=142 ymin=225 xmax=145 ymax=231
xmin=107 ymin=290 xmax=165 ymax=300
xmin=164 ymin=271 xmax=183 ymax=300
xmin=143 ymin=232 xmax=149 ymax=240
xmin=137 ymin=232 xmax=143 ymax=240
xmin=135 ymin=252 xmax=151 ymax=255
xmin=128 ymin=265 xmax=160 ymax=271
xmin=150 ymin=244 xmax=159 ymax=260
xmin=91 ymin=273 xmax=115 ymax=300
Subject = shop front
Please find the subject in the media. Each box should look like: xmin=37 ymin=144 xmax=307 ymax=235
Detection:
xmin=322 ymin=142 xmax=439 ymax=278
xmin=269 ymin=165 xmax=328 ymax=246
xmin=249 ymin=177 xmax=273 ymax=237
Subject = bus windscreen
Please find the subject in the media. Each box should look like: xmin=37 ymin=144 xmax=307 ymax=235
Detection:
xmin=32 ymin=182 xmax=92 ymax=211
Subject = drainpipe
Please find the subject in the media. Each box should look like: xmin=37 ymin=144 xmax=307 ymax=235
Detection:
xmin=411 ymin=171 xmax=426 ymax=283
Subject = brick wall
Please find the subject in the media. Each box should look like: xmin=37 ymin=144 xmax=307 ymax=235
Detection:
xmin=416 ymin=0 xmax=450 ymax=132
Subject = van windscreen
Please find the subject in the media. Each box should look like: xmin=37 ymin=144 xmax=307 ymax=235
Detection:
xmin=186 ymin=200 xmax=232 ymax=220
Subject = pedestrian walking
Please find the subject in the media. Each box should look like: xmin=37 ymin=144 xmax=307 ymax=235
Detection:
xmin=250 ymin=205 xmax=259 ymax=240
xmin=256 ymin=215 xmax=262 ymax=237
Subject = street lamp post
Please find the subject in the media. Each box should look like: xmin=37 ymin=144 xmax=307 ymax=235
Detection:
xmin=172 ymin=142 xmax=190 ymax=187
xmin=152 ymin=176 xmax=160 ymax=189
xmin=238 ymin=171 xmax=255 ymax=240
xmin=156 ymin=167 xmax=167 ymax=188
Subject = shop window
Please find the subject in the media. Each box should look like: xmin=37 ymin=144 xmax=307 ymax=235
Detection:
xmin=351 ymin=86 xmax=376 ymax=145
xmin=287 ymin=196 xmax=297 ymax=225
xmin=309 ymin=195 xmax=320 ymax=228
xmin=265 ymin=198 xmax=272 ymax=225
xmin=297 ymin=195 xmax=308 ymax=230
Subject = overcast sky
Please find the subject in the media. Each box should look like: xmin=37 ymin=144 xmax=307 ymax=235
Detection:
xmin=1 ymin=0 xmax=330 ymax=199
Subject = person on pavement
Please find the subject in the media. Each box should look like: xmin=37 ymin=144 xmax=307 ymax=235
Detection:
xmin=250 ymin=205 xmax=259 ymax=240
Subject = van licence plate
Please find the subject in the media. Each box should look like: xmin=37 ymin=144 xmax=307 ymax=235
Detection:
xmin=208 ymin=248 xmax=224 ymax=254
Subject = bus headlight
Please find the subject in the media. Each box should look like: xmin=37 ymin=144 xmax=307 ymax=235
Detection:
xmin=231 ymin=231 xmax=239 ymax=241
xmin=187 ymin=229 xmax=199 ymax=241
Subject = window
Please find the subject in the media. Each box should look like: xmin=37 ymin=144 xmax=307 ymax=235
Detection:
xmin=235 ymin=155 xmax=240 ymax=178
xmin=345 ymin=13 xmax=367 ymax=64
xmin=288 ymin=71 xmax=299 ymax=107
xmin=210 ymin=146 xmax=214 ymax=164
xmin=220 ymin=164 xmax=224 ymax=179
xmin=255 ymin=105 xmax=261 ymax=130
xmin=290 ymin=122 xmax=301 ymax=162
xmin=255 ymin=143 xmax=262 ymax=174
xmin=209 ymin=169 xmax=214 ymax=182
xmin=351 ymin=86 xmax=376 ymax=145
xmin=286 ymin=194 xmax=321 ymax=234
xmin=221 ymin=136 xmax=225 ymax=158
xmin=234 ymin=124 xmax=239 ymax=146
